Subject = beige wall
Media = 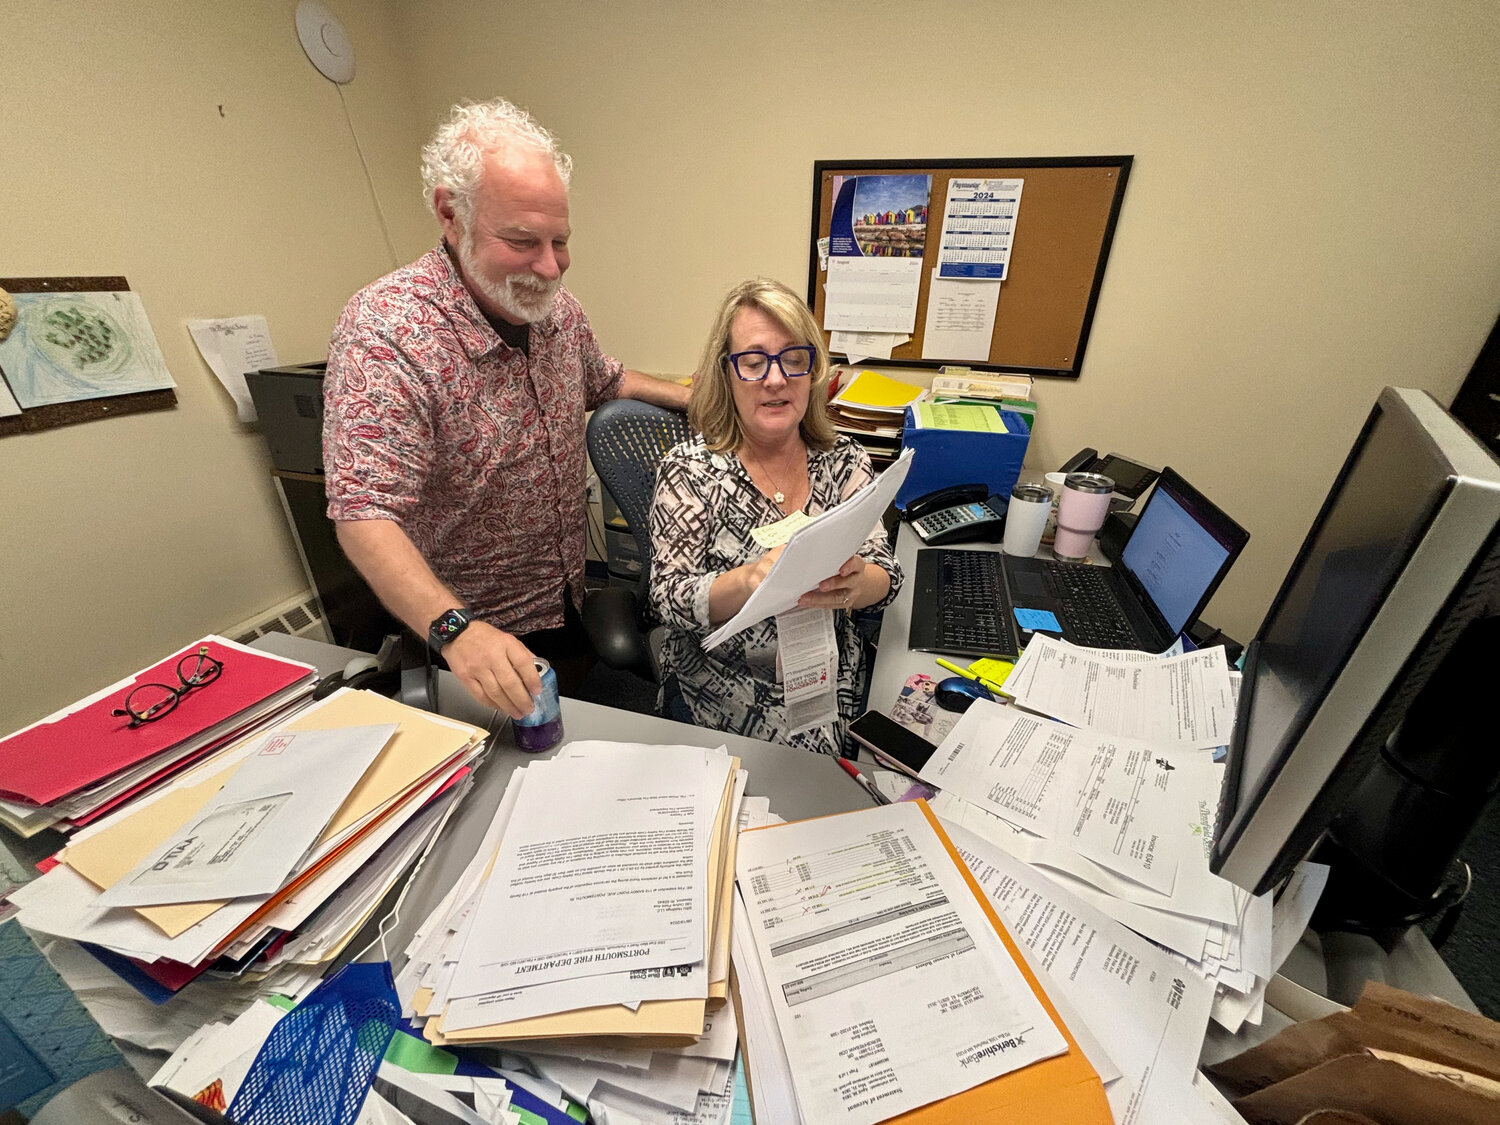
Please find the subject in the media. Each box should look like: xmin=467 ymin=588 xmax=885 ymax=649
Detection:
xmin=0 ymin=1 xmax=433 ymax=728
xmin=4 ymin=1 xmax=1499 ymax=728
xmin=396 ymin=0 xmax=1500 ymax=643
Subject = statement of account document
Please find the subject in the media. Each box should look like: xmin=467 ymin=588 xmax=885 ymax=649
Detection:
xmin=919 ymin=700 xmax=1185 ymax=895
xmin=735 ymin=802 xmax=1067 ymax=1125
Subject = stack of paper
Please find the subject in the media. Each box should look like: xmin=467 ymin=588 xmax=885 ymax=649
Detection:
xmin=397 ymin=741 xmax=746 ymax=1122
xmin=0 ymin=637 xmax=318 ymax=837
xmin=827 ymin=368 xmax=927 ymax=463
xmin=729 ymin=800 xmax=1110 ymax=1124
xmin=915 ymin=636 xmax=1325 ymax=1042
xmin=8 ymin=689 xmax=488 ymax=1006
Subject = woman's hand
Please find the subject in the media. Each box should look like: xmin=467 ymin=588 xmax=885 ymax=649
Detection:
xmin=708 ymin=545 xmax=786 ymax=625
xmin=743 ymin=544 xmax=786 ymax=595
xmin=798 ymin=554 xmax=885 ymax=611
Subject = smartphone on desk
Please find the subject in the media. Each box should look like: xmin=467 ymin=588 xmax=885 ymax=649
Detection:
xmin=848 ymin=711 xmax=937 ymax=778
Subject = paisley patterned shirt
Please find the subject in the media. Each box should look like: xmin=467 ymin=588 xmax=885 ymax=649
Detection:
xmin=323 ymin=245 xmax=624 ymax=633
xmin=649 ymin=435 xmax=903 ymax=755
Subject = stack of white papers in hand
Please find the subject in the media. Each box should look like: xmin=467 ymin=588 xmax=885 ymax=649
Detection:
xmin=400 ymin=741 xmax=745 ymax=1055
xmin=704 ymin=448 xmax=913 ymax=649
xmin=8 ymin=689 xmax=489 ymax=1026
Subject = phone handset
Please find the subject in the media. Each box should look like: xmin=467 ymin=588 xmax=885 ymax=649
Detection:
xmin=904 ymin=483 xmax=1005 ymax=546
xmin=1058 ymin=447 xmax=1101 ymax=474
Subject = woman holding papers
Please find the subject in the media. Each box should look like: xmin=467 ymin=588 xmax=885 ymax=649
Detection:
xmin=649 ymin=278 xmax=902 ymax=754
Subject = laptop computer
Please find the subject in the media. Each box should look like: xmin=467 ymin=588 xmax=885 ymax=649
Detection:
xmin=1002 ymin=466 xmax=1249 ymax=652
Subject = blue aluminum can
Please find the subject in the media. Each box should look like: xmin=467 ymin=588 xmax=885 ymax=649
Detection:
xmin=514 ymin=657 xmax=564 ymax=752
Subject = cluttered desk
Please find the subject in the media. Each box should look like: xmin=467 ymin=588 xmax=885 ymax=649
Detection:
xmin=3 ymin=385 xmax=1500 ymax=1125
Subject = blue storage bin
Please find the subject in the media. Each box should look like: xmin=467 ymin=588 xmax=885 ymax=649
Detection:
xmin=895 ymin=405 xmax=1032 ymax=511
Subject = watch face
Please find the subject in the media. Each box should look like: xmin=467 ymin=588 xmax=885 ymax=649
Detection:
xmin=431 ymin=610 xmax=470 ymax=646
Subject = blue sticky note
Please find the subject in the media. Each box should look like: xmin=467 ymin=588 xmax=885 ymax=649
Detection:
xmin=1015 ymin=607 xmax=1062 ymax=633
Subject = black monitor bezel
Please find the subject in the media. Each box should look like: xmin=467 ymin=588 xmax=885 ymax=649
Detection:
xmin=1208 ymin=391 xmax=1498 ymax=896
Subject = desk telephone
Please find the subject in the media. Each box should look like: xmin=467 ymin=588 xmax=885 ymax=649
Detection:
xmin=905 ymin=484 xmax=1006 ymax=545
xmin=1058 ymin=447 xmax=1160 ymax=502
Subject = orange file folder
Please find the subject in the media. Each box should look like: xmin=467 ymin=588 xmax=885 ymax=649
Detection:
xmin=740 ymin=800 xmax=1112 ymax=1124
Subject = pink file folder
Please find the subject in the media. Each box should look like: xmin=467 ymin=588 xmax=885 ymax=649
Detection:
xmin=0 ymin=640 xmax=314 ymax=807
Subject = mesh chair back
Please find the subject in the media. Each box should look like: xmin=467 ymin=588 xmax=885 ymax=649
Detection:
xmin=587 ymin=399 xmax=694 ymax=595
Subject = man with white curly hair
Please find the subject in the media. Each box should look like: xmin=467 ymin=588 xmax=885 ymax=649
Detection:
xmin=323 ymin=97 xmax=687 ymax=719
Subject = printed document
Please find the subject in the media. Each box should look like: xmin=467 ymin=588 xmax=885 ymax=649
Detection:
xmin=823 ymin=257 xmax=924 ymax=334
xmin=735 ymin=802 xmax=1066 ymax=1125
xmin=921 ymin=273 xmax=1001 ymax=362
xmin=186 ymin=316 xmax=279 ymax=423
xmin=920 ymin=701 xmax=1183 ymax=893
xmin=705 ymin=449 xmax=913 ymax=649
xmin=451 ymin=748 xmax=715 ymax=992
xmin=95 ymin=724 xmax=397 ymax=908
xmin=1004 ymin=636 xmax=1236 ymax=751
xmin=945 ymin=821 xmax=1214 ymax=1125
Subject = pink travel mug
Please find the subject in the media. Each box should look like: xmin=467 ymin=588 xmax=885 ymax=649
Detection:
xmin=1053 ymin=472 xmax=1114 ymax=560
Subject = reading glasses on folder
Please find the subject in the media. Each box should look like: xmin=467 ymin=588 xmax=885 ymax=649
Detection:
xmin=727 ymin=345 xmax=815 ymax=381
xmin=112 ymin=646 xmax=224 ymax=727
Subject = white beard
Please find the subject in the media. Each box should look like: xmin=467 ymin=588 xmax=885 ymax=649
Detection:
xmin=457 ymin=231 xmax=561 ymax=323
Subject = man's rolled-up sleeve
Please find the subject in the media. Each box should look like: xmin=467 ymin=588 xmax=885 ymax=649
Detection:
xmin=323 ymin=313 xmax=434 ymax=524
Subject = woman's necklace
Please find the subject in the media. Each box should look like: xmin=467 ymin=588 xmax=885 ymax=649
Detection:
xmin=746 ymin=447 xmax=799 ymax=507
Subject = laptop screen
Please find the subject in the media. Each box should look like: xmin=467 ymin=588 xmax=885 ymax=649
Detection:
xmin=1120 ymin=472 xmax=1243 ymax=635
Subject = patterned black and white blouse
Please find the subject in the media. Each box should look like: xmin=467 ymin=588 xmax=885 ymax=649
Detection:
xmin=648 ymin=435 xmax=903 ymax=755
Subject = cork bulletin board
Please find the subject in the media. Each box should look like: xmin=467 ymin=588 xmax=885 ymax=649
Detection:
xmin=807 ymin=156 xmax=1132 ymax=378
xmin=0 ymin=276 xmax=178 ymax=437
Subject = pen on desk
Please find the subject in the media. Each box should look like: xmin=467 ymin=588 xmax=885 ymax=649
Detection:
xmin=838 ymin=758 xmax=891 ymax=805
xmin=934 ymin=657 xmax=977 ymax=680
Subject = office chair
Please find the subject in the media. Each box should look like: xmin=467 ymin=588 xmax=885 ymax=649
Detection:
xmin=583 ymin=398 xmax=694 ymax=682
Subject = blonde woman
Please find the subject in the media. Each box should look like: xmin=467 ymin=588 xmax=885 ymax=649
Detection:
xmin=649 ymin=279 xmax=902 ymax=754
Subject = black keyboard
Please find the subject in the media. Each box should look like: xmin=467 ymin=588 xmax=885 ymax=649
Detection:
xmin=1044 ymin=562 xmax=1138 ymax=648
xmin=909 ymin=549 xmax=1020 ymax=658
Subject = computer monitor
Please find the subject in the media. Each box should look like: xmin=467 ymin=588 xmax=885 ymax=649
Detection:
xmin=1211 ymin=387 xmax=1500 ymax=898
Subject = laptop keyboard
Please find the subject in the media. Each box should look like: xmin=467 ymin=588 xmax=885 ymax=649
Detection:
xmin=910 ymin=549 xmax=1019 ymax=658
xmin=1045 ymin=562 xmax=1138 ymax=648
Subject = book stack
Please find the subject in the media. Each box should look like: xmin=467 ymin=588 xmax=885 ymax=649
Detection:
xmin=397 ymin=740 xmax=745 ymax=1123
xmin=9 ymin=688 xmax=488 ymax=1005
xmin=827 ymin=368 xmax=927 ymax=467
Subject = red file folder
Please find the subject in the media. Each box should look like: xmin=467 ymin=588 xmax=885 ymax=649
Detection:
xmin=0 ymin=639 xmax=314 ymax=807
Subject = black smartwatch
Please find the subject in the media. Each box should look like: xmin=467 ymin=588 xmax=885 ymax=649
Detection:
xmin=428 ymin=607 xmax=473 ymax=652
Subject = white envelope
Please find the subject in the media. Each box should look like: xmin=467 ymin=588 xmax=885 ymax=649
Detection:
xmin=96 ymin=723 xmax=398 ymax=907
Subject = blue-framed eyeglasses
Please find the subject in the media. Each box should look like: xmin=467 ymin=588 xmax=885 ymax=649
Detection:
xmin=727 ymin=345 xmax=816 ymax=382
